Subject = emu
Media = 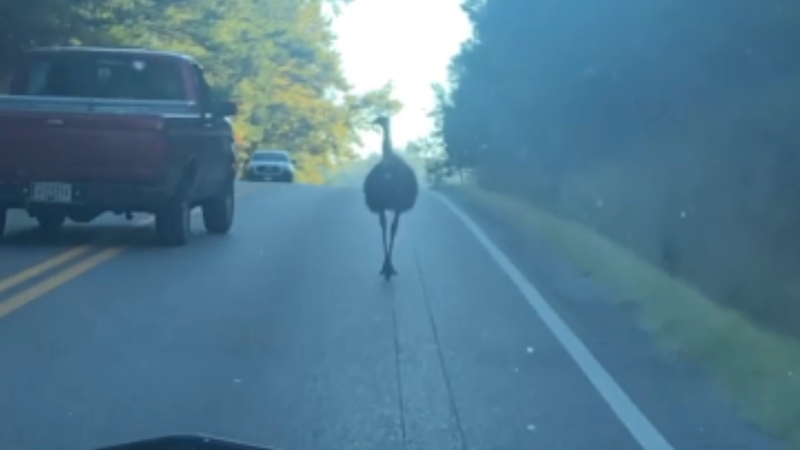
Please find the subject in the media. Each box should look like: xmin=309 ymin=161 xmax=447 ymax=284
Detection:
xmin=363 ymin=116 xmax=419 ymax=280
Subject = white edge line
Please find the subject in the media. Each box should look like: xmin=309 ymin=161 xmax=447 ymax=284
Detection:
xmin=433 ymin=191 xmax=674 ymax=450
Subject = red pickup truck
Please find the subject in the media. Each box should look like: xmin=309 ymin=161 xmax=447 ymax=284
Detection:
xmin=0 ymin=46 xmax=238 ymax=246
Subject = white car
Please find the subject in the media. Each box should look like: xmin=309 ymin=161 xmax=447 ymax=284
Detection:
xmin=244 ymin=150 xmax=296 ymax=182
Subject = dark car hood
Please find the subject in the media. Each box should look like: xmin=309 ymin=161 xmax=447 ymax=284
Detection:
xmin=91 ymin=434 xmax=283 ymax=450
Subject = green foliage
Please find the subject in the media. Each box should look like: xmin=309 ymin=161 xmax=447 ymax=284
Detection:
xmin=436 ymin=0 xmax=800 ymax=341
xmin=405 ymin=136 xmax=442 ymax=159
xmin=0 ymin=0 xmax=401 ymax=179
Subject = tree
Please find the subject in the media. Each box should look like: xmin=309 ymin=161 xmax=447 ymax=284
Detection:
xmin=438 ymin=0 xmax=800 ymax=338
xmin=0 ymin=0 xmax=402 ymax=182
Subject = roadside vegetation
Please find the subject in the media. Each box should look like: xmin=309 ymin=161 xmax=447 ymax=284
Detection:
xmin=442 ymin=183 xmax=800 ymax=446
xmin=0 ymin=0 xmax=401 ymax=182
xmin=424 ymin=0 xmax=800 ymax=446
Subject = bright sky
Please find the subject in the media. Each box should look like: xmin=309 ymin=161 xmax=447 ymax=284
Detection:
xmin=331 ymin=0 xmax=472 ymax=156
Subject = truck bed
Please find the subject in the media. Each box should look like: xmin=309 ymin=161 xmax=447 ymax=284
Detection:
xmin=0 ymin=95 xmax=201 ymax=183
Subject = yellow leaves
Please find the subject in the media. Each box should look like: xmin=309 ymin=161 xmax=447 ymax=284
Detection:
xmin=50 ymin=0 xmax=403 ymax=183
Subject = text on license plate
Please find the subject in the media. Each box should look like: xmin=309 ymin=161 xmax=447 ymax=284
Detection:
xmin=30 ymin=182 xmax=73 ymax=203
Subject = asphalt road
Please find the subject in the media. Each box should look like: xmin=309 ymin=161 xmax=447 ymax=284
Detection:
xmin=0 ymin=182 xmax=790 ymax=450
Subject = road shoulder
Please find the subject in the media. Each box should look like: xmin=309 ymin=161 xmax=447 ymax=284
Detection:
xmin=435 ymin=185 xmax=792 ymax=450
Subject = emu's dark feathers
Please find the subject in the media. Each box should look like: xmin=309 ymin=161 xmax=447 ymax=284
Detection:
xmin=362 ymin=115 xmax=418 ymax=279
xmin=363 ymin=154 xmax=418 ymax=213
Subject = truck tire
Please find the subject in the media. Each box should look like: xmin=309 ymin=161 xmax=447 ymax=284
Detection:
xmin=156 ymin=198 xmax=191 ymax=246
xmin=67 ymin=208 xmax=102 ymax=223
xmin=202 ymin=182 xmax=235 ymax=234
xmin=36 ymin=211 xmax=67 ymax=232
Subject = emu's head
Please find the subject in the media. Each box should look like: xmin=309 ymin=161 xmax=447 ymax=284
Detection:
xmin=372 ymin=116 xmax=390 ymax=128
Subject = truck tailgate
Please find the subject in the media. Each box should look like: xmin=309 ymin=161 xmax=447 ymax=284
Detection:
xmin=0 ymin=110 xmax=166 ymax=182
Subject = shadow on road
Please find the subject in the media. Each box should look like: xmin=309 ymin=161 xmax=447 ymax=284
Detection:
xmin=0 ymin=224 xmax=155 ymax=249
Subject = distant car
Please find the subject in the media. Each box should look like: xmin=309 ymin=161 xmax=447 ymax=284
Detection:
xmin=243 ymin=150 xmax=296 ymax=182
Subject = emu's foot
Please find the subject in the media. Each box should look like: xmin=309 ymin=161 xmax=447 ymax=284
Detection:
xmin=380 ymin=262 xmax=398 ymax=280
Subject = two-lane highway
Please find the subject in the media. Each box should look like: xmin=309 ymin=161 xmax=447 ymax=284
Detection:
xmin=0 ymin=183 xmax=790 ymax=450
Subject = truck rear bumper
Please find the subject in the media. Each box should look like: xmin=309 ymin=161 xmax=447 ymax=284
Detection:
xmin=0 ymin=180 xmax=172 ymax=213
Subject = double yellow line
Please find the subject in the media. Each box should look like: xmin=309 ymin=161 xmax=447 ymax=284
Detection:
xmin=0 ymin=186 xmax=259 ymax=321
xmin=0 ymin=245 xmax=124 ymax=319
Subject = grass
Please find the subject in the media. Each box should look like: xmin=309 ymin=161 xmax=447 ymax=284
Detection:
xmin=441 ymin=183 xmax=800 ymax=448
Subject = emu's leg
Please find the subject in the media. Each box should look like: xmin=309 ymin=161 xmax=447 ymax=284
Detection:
xmin=379 ymin=210 xmax=391 ymax=275
xmin=381 ymin=211 xmax=400 ymax=278
xmin=388 ymin=211 xmax=400 ymax=257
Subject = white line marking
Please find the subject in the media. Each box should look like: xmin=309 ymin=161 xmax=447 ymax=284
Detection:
xmin=434 ymin=192 xmax=674 ymax=450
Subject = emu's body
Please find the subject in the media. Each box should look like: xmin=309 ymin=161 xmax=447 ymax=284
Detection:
xmin=363 ymin=116 xmax=419 ymax=279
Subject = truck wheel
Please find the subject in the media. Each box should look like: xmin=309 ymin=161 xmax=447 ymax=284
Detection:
xmin=202 ymin=182 xmax=235 ymax=234
xmin=67 ymin=208 xmax=102 ymax=223
xmin=36 ymin=211 xmax=67 ymax=232
xmin=156 ymin=198 xmax=191 ymax=246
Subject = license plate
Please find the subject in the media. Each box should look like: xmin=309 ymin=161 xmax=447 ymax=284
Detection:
xmin=30 ymin=182 xmax=73 ymax=203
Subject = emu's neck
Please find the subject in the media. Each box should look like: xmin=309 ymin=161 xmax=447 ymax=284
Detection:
xmin=380 ymin=123 xmax=393 ymax=158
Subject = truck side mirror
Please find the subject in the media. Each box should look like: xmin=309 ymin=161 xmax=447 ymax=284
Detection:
xmin=212 ymin=100 xmax=238 ymax=117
